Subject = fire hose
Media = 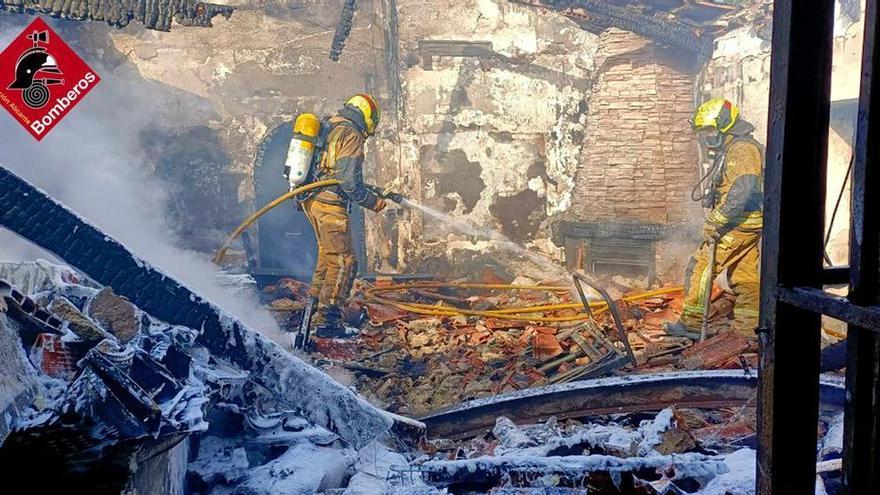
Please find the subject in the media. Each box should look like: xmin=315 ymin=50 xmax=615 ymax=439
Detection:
xmin=214 ymin=181 xmax=682 ymax=324
xmin=363 ymin=282 xmax=683 ymax=323
xmin=213 ymin=179 xmax=343 ymax=264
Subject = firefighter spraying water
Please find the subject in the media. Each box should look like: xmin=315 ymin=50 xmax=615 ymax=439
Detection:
xmin=215 ymin=94 xmax=405 ymax=345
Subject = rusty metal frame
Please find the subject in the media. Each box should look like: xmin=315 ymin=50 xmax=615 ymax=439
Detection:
xmin=572 ymin=271 xmax=637 ymax=365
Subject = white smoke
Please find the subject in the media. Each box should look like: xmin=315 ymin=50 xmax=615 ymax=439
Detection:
xmin=0 ymin=17 xmax=283 ymax=340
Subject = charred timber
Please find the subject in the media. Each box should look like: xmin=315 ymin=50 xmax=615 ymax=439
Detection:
xmin=329 ymin=0 xmax=357 ymax=61
xmin=0 ymin=164 xmax=395 ymax=449
xmin=0 ymin=0 xmax=233 ymax=31
xmin=518 ymin=0 xmax=715 ymax=57
xmin=419 ymin=453 xmax=727 ymax=492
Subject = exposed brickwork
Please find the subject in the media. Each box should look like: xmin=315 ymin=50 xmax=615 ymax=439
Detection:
xmin=32 ymin=333 xmax=77 ymax=379
xmin=572 ymin=29 xmax=701 ymax=226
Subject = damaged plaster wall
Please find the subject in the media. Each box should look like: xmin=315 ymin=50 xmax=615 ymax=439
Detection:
xmin=94 ymin=0 xmax=395 ymax=254
xmin=393 ymin=0 xmax=598 ymax=275
xmin=4 ymin=0 xmax=596 ymax=277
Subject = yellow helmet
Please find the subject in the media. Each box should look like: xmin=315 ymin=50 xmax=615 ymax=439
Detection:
xmin=345 ymin=93 xmax=380 ymax=135
xmin=690 ymin=98 xmax=740 ymax=133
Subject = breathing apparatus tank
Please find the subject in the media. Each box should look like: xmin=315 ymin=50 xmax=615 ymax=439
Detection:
xmin=283 ymin=113 xmax=321 ymax=188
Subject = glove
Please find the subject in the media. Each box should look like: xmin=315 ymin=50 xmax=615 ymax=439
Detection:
xmin=703 ymin=223 xmax=720 ymax=241
xmin=373 ymin=197 xmax=387 ymax=212
xmin=385 ymin=192 xmax=404 ymax=204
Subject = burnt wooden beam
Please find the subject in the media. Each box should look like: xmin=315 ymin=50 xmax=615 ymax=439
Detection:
xmin=419 ymin=453 xmax=727 ymax=490
xmin=329 ymin=0 xmax=357 ymax=61
xmin=844 ymin=0 xmax=880 ymax=490
xmin=778 ymin=287 xmax=880 ymax=331
xmin=757 ymin=1 xmax=835 ymax=494
xmin=823 ymin=266 xmax=851 ymax=285
xmin=0 ymin=0 xmax=233 ymax=31
xmin=516 ymin=0 xmax=715 ymax=56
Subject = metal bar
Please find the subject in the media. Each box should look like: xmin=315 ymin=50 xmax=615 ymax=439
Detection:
xmin=572 ymin=275 xmax=594 ymax=318
xmin=757 ymin=1 xmax=835 ymax=494
xmin=844 ymin=0 xmax=880 ymax=490
xmin=572 ymin=272 xmax=636 ymax=364
xmin=778 ymin=286 xmax=880 ymax=331
xmin=700 ymin=238 xmax=718 ymax=342
xmin=419 ymin=371 xmax=846 ymax=441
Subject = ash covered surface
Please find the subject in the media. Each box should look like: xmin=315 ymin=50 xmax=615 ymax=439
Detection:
xmin=401 ymin=405 xmax=842 ymax=494
xmin=0 ymin=262 xmax=845 ymax=494
xmin=0 ymin=262 xmax=404 ymax=493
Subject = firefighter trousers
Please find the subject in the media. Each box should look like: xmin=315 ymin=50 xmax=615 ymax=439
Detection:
xmin=303 ymin=197 xmax=357 ymax=317
xmin=681 ymin=229 xmax=761 ymax=336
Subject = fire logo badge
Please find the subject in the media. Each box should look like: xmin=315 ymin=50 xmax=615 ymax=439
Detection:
xmin=9 ymin=29 xmax=64 ymax=109
xmin=0 ymin=17 xmax=100 ymax=141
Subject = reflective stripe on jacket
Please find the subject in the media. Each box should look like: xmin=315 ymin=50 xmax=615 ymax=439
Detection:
xmin=709 ymin=137 xmax=764 ymax=234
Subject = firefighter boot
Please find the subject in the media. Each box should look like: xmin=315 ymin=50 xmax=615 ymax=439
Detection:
xmin=664 ymin=320 xmax=702 ymax=340
xmin=314 ymin=305 xmax=358 ymax=339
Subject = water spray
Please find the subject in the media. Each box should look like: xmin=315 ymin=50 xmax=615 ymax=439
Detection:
xmin=396 ymin=197 xmax=570 ymax=282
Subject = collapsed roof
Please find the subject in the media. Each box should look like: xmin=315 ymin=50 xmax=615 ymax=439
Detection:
xmin=0 ymin=164 xmax=403 ymax=450
xmin=0 ymin=0 xmax=233 ymax=31
xmin=514 ymin=0 xmax=761 ymax=56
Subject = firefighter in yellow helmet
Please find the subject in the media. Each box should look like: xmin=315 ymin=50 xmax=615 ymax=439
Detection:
xmin=666 ymin=98 xmax=765 ymax=339
xmin=302 ymin=93 xmax=387 ymax=338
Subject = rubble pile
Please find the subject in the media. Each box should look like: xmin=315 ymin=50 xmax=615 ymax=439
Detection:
xmin=261 ymin=274 xmax=757 ymax=415
xmin=395 ymin=406 xmax=844 ymax=494
xmin=0 ymin=262 xmax=414 ymax=493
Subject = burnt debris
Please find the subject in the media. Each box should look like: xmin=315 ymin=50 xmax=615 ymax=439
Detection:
xmin=0 ymin=164 xmax=398 ymax=450
xmin=0 ymin=266 xmax=404 ymax=493
xmin=329 ymin=0 xmax=357 ymax=61
xmin=0 ymin=0 xmax=233 ymax=31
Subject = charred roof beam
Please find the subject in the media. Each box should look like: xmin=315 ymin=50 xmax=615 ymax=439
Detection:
xmin=0 ymin=0 xmax=233 ymax=32
xmin=515 ymin=0 xmax=717 ymax=57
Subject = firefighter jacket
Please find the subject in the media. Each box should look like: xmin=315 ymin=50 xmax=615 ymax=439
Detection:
xmin=310 ymin=107 xmax=383 ymax=211
xmin=706 ymin=121 xmax=764 ymax=236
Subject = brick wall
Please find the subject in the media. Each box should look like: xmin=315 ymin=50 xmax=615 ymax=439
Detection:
xmin=572 ymin=29 xmax=701 ymax=226
xmin=31 ymin=333 xmax=77 ymax=379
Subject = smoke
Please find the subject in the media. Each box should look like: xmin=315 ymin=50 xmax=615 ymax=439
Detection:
xmin=0 ymin=17 xmax=283 ymax=340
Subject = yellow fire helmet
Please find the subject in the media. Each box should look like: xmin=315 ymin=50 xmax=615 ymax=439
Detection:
xmin=345 ymin=93 xmax=381 ymax=136
xmin=690 ymin=98 xmax=740 ymax=133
